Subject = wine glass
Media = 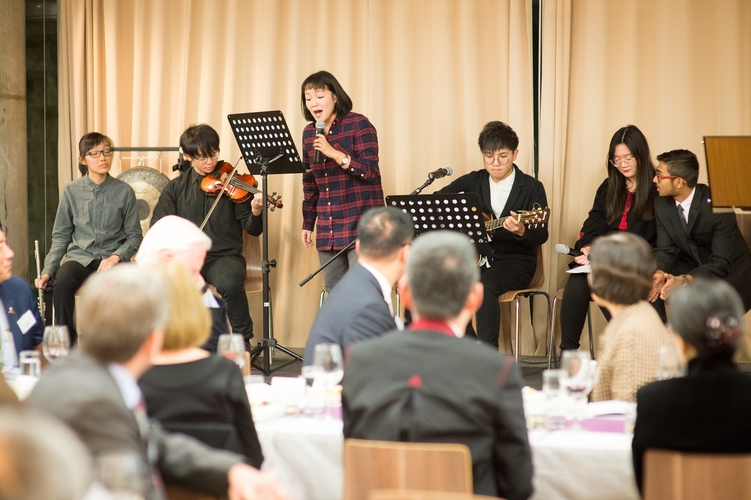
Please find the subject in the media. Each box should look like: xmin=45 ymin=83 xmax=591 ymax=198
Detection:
xmin=560 ymin=351 xmax=594 ymax=428
xmin=312 ymin=343 xmax=344 ymax=389
xmin=218 ymin=333 xmax=246 ymax=370
xmin=42 ymin=326 xmax=71 ymax=363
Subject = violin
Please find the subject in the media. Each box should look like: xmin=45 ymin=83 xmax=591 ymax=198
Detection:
xmin=200 ymin=161 xmax=283 ymax=209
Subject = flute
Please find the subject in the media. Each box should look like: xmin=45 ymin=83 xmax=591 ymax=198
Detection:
xmin=34 ymin=240 xmax=45 ymax=323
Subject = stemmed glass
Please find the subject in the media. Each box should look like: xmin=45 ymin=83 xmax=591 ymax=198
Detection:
xmin=560 ymin=351 xmax=596 ymax=429
xmin=311 ymin=343 xmax=344 ymax=389
xmin=42 ymin=326 xmax=71 ymax=363
xmin=218 ymin=333 xmax=246 ymax=371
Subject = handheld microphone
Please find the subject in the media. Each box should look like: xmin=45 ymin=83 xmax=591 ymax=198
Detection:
xmin=428 ymin=165 xmax=454 ymax=180
xmin=314 ymin=120 xmax=325 ymax=163
xmin=555 ymin=243 xmax=583 ymax=258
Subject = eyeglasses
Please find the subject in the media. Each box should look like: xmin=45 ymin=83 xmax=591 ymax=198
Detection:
xmin=610 ymin=155 xmax=635 ymax=167
xmin=482 ymin=153 xmax=512 ymax=166
xmin=194 ymin=151 xmax=220 ymax=164
xmin=85 ymin=149 xmax=113 ymax=158
xmin=654 ymin=171 xmax=679 ymax=181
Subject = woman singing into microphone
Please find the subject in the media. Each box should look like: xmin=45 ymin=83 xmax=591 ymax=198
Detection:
xmin=300 ymin=71 xmax=384 ymax=292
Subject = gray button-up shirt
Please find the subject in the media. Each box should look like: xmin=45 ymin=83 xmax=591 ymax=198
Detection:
xmin=42 ymin=174 xmax=142 ymax=277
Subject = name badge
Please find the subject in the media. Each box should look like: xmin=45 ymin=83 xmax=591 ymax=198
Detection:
xmin=17 ymin=310 xmax=37 ymax=334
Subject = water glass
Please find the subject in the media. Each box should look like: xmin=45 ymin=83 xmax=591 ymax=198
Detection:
xmin=96 ymin=451 xmax=146 ymax=500
xmin=560 ymin=351 xmax=594 ymax=428
xmin=311 ymin=343 xmax=344 ymax=390
xmin=42 ymin=326 xmax=71 ymax=363
xmin=543 ymin=369 xmax=568 ymax=430
xmin=656 ymin=345 xmax=684 ymax=380
xmin=218 ymin=333 xmax=246 ymax=370
xmin=19 ymin=350 xmax=41 ymax=378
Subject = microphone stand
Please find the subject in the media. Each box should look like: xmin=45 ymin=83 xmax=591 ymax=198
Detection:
xmin=298 ymin=172 xmax=444 ymax=287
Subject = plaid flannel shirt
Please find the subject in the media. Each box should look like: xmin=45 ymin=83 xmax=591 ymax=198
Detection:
xmin=302 ymin=112 xmax=385 ymax=251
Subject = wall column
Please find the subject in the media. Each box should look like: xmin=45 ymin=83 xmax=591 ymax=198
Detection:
xmin=0 ymin=0 xmax=29 ymax=279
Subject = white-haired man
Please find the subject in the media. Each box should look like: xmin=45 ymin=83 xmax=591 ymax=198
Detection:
xmin=29 ymin=265 xmax=288 ymax=500
xmin=136 ymin=215 xmax=228 ymax=352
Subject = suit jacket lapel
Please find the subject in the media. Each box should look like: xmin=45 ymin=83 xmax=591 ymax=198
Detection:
xmin=686 ymin=185 xmax=704 ymax=235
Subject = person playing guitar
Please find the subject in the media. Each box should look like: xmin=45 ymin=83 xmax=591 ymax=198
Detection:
xmin=437 ymin=121 xmax=549 ymax=348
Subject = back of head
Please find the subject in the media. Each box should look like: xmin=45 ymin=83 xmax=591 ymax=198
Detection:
xmin=0 ymin=408 xmax=92 ymax=500
xmin=180 ymin=124 xmax=220 ymax=159
xmin=136 ymin=215 xmax=211 ymax=267
xmin=406 ymin=231 xmax=479 ymax=319
xmin=151 ymin=261 xmax=211 ymax=350
xmin=668 ymin=278 xmax=745 ymax=361
xmin=656 ymin=149 xmax=700 ymax=188
xmin=589 ymin=232 xmax=655 ymax=305
xmin=357 ymin=207 xmax=414 ymax=260
xmin=477 ymin=121 xmax=519 ymax=152
xmin=79 ymin=264 xmax=169 ymax=363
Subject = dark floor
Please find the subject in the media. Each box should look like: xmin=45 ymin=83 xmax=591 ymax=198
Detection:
xmin=252 ymin=346 xmax=751 ymax=391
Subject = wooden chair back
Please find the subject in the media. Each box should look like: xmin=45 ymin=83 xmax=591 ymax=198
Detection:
xmin=344 ymin=439 xmax=473 ymax=500
xmin=643 ymin=449 xmax=751 ymax=500
xmin=164 ymin=484 xmax=221 ymax=500
xmin=368 ymin=490 xmax=500 ymax=500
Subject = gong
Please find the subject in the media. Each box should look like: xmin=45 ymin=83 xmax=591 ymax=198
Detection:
xmin=117 ymin=167 xmax=171 ymax=235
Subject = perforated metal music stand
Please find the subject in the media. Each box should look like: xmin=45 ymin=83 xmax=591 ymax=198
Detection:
xmin=228 ymin=111 xmax=306 ymax=375
xmin=386 ymin=193 xmax=491 ymax=256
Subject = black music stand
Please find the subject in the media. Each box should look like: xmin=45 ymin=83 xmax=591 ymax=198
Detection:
xmin=228 ymin=111 xmax=306 ymax=375
xmin=386 ymin=193 xmax=491 ymax=256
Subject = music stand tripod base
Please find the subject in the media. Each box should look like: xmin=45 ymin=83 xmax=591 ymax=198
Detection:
xmin=228 ymin=110 xmax=306 ymax=375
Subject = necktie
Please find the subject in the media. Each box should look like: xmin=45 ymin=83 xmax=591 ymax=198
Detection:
xmin=677 ymin=205 xmax=689 ymax=233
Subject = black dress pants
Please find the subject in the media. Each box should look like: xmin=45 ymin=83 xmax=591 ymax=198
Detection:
xmin=468 ymin=258 xmax=536 ymax=349
xmin=53 ymin=260 xmax=100 ymax=345
xmin=202 ymin=255 xmax=253 ymax=342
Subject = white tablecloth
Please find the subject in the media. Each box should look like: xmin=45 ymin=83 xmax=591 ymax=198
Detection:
xmin=255 ymin=417 xmax=640 ymax=500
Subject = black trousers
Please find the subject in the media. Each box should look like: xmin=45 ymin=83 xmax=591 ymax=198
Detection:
xmin=202 ymin=255 xmax=253 ymax=342
xmin=53 ymin=260 xmax=100 ymax=345
xmin=468 ymin=258 xmax=536 ymax=349
xmin=559 ymin=272 xmax=667 ymax=350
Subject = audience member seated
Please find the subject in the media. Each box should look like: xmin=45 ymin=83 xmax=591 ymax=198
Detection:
xmin=139 ymin=261 xmax=263 ymax=467
xmin=0 ymin=408 xmax=93 ymax=500
xmin=136 ymin=215 xmax=229 ymax=352
xmin=29 ymin=265 xmax=288 ymax=500
xmin=303 ymin=206 xmax=414 ymax=365
xmin=342 ymin=231 xmax=533 ymax=500
xmin=0 ymin=223 xmax=43 ymax=372
xmin=589 ymin=232 xmax=673 ymax=402
xmin=632 ymin=278 xmax=751 ymax=494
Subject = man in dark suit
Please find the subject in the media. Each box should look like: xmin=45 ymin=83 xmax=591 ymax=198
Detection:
xmin=0 ymin=224 xmax=44 ymax=369
xmin=342 ymin=231 xmax=533 ymax=500
xmin=650 ymin=149 xmax=751 ymax=310
xmin=437 ymin=121 xmax=548 ymax=347
xmin=29 ymin=265 xmax=288 ymax=500
xmin=303 ymin=206 xmax=413 ymax=365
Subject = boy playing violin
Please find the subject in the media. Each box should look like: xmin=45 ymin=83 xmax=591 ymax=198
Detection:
xmin=36 ymin=132 xmax=142 ymax=345
xmin=151 ymin=124 xmax=264 ymax=349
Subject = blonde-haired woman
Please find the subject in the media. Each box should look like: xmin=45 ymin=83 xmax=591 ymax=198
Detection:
xmin=138 ymin=261 xmax=262 ymax=467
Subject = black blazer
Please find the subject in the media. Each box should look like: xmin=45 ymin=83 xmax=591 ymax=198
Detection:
xmin=342 ymin=329 xmax=533 ymax=500
xmin=654 ymin=184 xmax=751 ymax=310
xmin=437 ymin=166 xmax=548 ymax=263
xmin=303 ymin=263 xmax=397 ymax=365
xmin=632 ymin=358 xmax=751 ymax=493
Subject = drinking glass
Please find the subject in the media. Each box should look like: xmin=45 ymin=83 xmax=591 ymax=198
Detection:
xmin=218 ymin=333 xmax=246 ymax=370
xmin=656 ymin=345 xmax=684 ymax=380
xmin=42 ymin=326 xmax=71 ymax=362
xmin=542 ymin=369 xmax=568 ymax=430
xmin=560 ymin=351 xmax=594 ymax=429
xmin=311 ymin=343 xmax=344 ymax=389
xmin=312 ymin=344 xmax=343 ymax=418
xmin=19 ymin=350 xmax=41 ymax=378
xmin=95 ymin=451 xmax=146 ymax=500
